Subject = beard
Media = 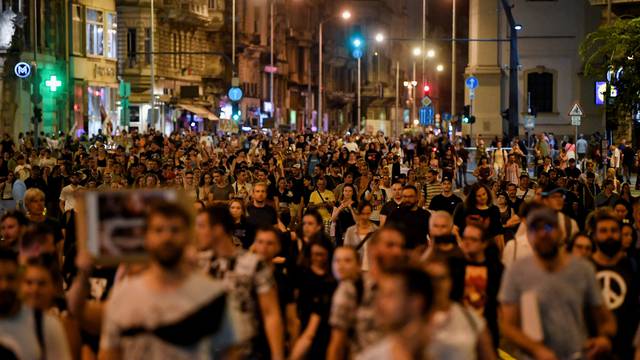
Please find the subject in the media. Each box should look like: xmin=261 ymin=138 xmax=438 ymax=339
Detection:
xmin=149 ymin=242 xmax=184 ymax=269
xmin=597 ymin=238 xmax=622 ymax=258
xmin=535 ymin=243 xmax=559 ymax=260
xmin=0 ymin=290 xmax=17 ymax=315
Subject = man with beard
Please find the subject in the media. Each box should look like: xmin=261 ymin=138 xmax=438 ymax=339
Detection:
xmin=385 ymin=185 xmax=430 ymax=249
xmin=379 ymin=181 xmax=403 ymax=227
xmin=327 ymin=226 xmax=406 ymax=359
xmin=499 ymin=207 xmax=616 ymax=360
xmin=100 ymin=202 xmax=242 ymax=359
xmin=201 ymin=205 xmax=284 ymax=360
xmin=0 ymin=249 xmax=71 ymax=359
xmin=590 ymin=210 xmax=639 ymax=359
xmin=59 ymin=172 xmax=83 ymax=214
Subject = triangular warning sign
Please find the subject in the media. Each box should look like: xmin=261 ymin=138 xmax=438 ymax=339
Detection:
xmin=568 ymin=103 xmax=584 ymax=117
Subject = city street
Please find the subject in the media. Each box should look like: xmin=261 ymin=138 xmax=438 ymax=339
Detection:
xmin=0 ymin=1 xmax=640 ymax=360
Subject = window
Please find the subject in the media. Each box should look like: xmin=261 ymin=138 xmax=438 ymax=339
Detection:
xmin=208 ymin=0 xmax=218 ymax=10
xmin=106 ymin=13 xmax=117 ymax=58
xmin=127 ymin=28 xmax=137 ymax=66
xmin=172 ymin=32 xmax=178 ymax=68
xmin=72 ymin=4 xmax=83 ymax=55
xmin=144 ymin=28 xmax=151 ymax=64
xmin=86 ymin=9 xmax=104 ymax=56
xmin=527 ymin=71 xmax=554 ymax=113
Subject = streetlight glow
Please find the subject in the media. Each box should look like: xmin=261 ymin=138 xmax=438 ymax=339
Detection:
xmin=514 ymin=24 xmax=523 ymax=31
xmin=341 ymin=10 xmax=351 ymax=20
xmin=427 ymin=49 xmax=436 ymax=58
xmin=375 ymin=33 xmax=384 ymax=43
xmin=436 ymin=64 xmax=444 ymax=72
xmin=412 ymin=47 xmax=421 ymax=57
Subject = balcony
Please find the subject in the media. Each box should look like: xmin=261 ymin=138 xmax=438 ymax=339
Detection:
xmin=162 ymin=0 xmax=222 ymax=28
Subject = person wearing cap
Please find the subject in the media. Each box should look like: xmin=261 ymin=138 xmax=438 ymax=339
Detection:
xmin=428 ymin=175 xmax=462 ymax=215
xmin=499 ymin=207 xmax=616 ymax=360
xmin=542 ymin=187 xmax=579 ymax=245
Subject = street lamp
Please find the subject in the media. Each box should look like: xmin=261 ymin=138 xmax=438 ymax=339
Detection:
xmin=514 ymin=24 xmax=523 ymax=31
xmin=318 ymin=10 xmax=352 ymax=132
xmin=427 ymin=49 xmax=436 ymax=58
xmin=436 ymin=64 xmax=444 ymax=72
xmin=375 ymin=33 xmax=384 ymax=43
xmin=412 ymin=47 xmax=422 ymax=57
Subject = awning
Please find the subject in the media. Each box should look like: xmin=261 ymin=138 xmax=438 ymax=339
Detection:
xmin=176 ymin=103 xmax=219 ymax=121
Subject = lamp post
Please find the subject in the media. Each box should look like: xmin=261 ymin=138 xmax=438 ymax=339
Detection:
xmin=269 ymin=0 xmax=275 ymax=125
xmin=412 ymin=47 xmax=421 ymax=125
xmin=451 ymin=0 xmax=456 ymax=118
xmin=318 ymin=10 xmax=351 ymax=133
xmin=149 ymin=0 xmax=155 ymax=132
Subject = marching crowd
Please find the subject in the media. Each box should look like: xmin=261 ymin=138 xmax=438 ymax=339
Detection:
xmin=0 ymin=127 xmax=639 ymax=359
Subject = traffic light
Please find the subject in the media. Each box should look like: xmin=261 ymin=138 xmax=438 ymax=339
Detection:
xmin=423 ymin=82 xmax=431 ymax=95
xmin=349 ymin=33 xmax=365 ymax=59
xmin=231 ymin=103 xmax=241 ymax=122
xmin=461 ymin=105 xmax=475 ymax=124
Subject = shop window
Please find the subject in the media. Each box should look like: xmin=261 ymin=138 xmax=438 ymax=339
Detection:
xmin=86 ymin=8 xmax=104 ymax=56
xmin=144 ymin=28 xmax=151 ymax=65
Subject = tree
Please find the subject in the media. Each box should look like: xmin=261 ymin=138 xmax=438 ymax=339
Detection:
xmin=580 ymin=17 xmax=640 ymax=118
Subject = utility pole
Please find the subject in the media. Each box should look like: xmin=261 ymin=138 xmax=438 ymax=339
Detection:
xmin=451 ymin=0 xmax=456 ymax=117
xmin=149 ymin=0 xmax=155 ymax=132
xmin=395 ymin=60 xmax=400 ymax=137
xmin=357 ymin=56 xmax=361 ymax=133
xmin=500 ymin=0 xmax=520 ymax=138
xmin=270 ymin=0 xmax=275 ymax=126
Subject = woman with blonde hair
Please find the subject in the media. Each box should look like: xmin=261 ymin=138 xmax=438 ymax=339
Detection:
xmin=605 ymin=167 xmax=621 ymax=193
xmin=23 ymin=188 xmax=65 ymax=257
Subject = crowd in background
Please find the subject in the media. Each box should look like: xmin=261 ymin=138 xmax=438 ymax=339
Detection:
xmin=0 ymin=127 xmax=639 ymax=359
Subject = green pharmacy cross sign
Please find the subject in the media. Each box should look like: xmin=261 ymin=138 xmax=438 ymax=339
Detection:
xmin=45 ymin=75 xmax=62 ymax=92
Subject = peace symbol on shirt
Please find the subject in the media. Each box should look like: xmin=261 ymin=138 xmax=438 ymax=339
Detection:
xmin=596 ymin=270 xmax=627 ymax=310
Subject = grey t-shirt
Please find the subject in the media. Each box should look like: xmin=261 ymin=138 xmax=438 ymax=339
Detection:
xmin=499 ymin=256 xmax=603 ymax=359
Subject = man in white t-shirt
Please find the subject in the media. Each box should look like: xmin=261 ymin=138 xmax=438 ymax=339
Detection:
xmin=100 ymin=202 xmax=243 ymax=359
xmin=0 ymin=249 xmax=71 ymax=360
xmin=59 ymin=172 xmax=83 ymax=213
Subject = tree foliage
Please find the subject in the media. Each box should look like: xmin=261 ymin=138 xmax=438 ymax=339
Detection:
xmin=580 ymin=17 xmax=640 ymax=114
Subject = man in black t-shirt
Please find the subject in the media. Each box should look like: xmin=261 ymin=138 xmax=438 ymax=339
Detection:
xmin=247 ymin=183 xmax=280 ymax=229
xmin=380 ymin=181 xmax=403 ymax=226
xmin=428 ymin=176 xmax=462 ymax=215
xmin=590 ymin=211 xmax=639 ymax=359
xmin=386 ymin=185 xmax=430 ymax=249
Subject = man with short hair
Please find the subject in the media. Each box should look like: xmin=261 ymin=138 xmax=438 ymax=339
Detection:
xmin=576 ymin=134 xmax=588 ymax=162
xmin=596 ymin=180 xmax=619 ymax=208
xmin=499 ymin=207 xmax=616 ymax=360
xmin=308 ymin=177 xmax=335 ymax=224
xmin=327 ymin=227 xmax=406 ymax=359
xmin=0 ymin=210 xmax=28 ymax=251
xmin=564 ymin=158 xmax=582 ymax=180
xmin=379 ymin=181 xmax=403 ymax=227
xmin=24 ymin=165 xmax=47 ymax=193
xmin=386 ymin=185 xmax=431 ymax=249
xmin=247 ymin=183 xmax=280 ymax=230
xmin=232 ymin=169 xmax=253 ymax=197
xmin=590 ymin=210 xmax=639 ymax=359
xmin=451 ymin=223 xmax=503 ymax=349
xmin=542 ymin=188 xmax=578 ymax=245
xmin=0 ymin=249 xmax=71 ymax=359
xmin=423 ymin=169 xmax=442 ymax=209
xmin=59 ymin=172 xmax=83 ymax=213
xmin=516 ymin=174 xmax=534 ymax=202
xmin=200 ymin=205 xmax=285 ymax=359
xmin=211 ymin=169 xmax=233 ymax=202
xmin=99 ymin=202 xmax=243 ymax=359
xmin=421 ymin=211 xmax=462 ymax=262
xmin=428 ymin=176 xmax=462 ymax=215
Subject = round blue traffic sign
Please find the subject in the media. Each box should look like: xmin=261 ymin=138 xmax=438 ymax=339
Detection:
xmin=352 ymin=49 xmax=363 ymax=59
xmin=465 ymin=76 xmax=478 ymax=90
xmin=14 ymin=62 xmax=31 ymax=78
xmin=228 ymin=87 xmax=243 ymax=102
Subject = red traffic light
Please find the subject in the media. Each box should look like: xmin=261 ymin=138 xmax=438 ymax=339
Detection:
xmin=423 ymin=83 xmax=431 ymax=93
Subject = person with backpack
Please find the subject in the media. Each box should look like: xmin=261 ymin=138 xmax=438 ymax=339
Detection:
xmin=343 ymin=202 xmax=378 ymax=272
xmin=363 ymin=176 xmax=387 ymax=225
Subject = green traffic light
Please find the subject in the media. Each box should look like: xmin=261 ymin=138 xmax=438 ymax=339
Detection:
xmin=352 ymin=38 xmax=362 ymax=48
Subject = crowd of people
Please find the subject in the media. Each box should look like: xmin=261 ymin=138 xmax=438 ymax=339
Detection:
xmin=0 ymin=127 xmax=639 ymax=359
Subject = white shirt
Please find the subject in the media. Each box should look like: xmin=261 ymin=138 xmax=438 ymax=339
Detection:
xmin=59 ymin=184 xmax=83 ymax=212
xmin=502 ymin=223 xmax=533 ymax=269
xmin=0 ymin=306 xmax=71 ymax=360
xmin=428 ymin=303 xmax=485 ymax=360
